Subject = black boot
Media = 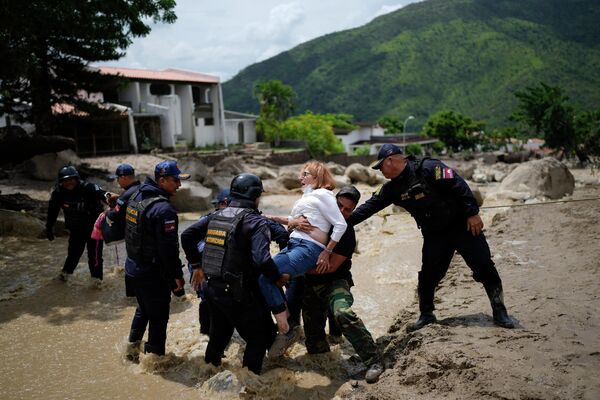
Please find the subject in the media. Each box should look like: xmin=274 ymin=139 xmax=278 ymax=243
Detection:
xmin=406 ymin=312 xmax=437 ymax=332
xmin=485 ymin=284 xmax=514 ymax=329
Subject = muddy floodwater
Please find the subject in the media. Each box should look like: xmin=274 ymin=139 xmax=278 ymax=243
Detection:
xmin=0 ymin=193 xmax=422 ymax=399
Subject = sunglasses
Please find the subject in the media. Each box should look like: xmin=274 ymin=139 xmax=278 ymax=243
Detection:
xmin=301 ymin=171 xmax=313 ymax=177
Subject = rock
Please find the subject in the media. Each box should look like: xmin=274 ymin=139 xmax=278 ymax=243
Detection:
xmin=28 ymin=150 xmax=81 ymax=181
xmin=170 ymin=181 xmax=212 ymax=212
xmin=482 ymin=153 xmax=499 ymax=165
xmin=213 ymin=156 xmax=244 ymax=175
xmin=0 ymin=126 xmax=76 ymax=164
xmin=345 ymin=163 xmax=380 ymax=185
xmin=499 ymin=151 xmax=532 ymax=164
xmin=277 ymin=169 xmax=302 ymax=190
xmin=455 ymin=163 xmax=475 ymax=180
xmin=499 ymin=158 xmax=574 ymax=199
xmin=201 ymin=370 xmax=242 ymax=394
xmin=177 ymin=158 xmax=210 ymax=184
xmin=493 ymin=170 xmax=507 ymax=182
xmin=471 ymin=186 xmax=484 ymax=207
xmin=472 ymin=171 xmax=488 ymax=184
xmin=0 ymin=209 xmax=45 ymax=237
xmin=246 ymin=165 xmax=278 ymax=180
xmin=327 ymin=162 xmax=346 ymax=176
xmin=334 ymin=175 xmax=351 ymax=188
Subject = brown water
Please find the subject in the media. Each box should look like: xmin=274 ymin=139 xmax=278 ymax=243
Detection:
xmin=0 ymin=194 xmax=422 ymax=400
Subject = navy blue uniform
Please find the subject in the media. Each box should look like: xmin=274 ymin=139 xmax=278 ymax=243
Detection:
xmin=46 ymin=180 xmax=107 ymax=279
xmin=105 ymin=180 xmax=140 ymax=296
xmin=125 ymin=177 xmax=184 ymax=355
xmin=181 ymin=198 xmax=281 ymax=374
xmin=349 ymin=158 xmax=502 ymax=314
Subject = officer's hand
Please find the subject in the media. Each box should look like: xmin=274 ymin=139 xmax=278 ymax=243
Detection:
xmin=107 ymin=193 xmax=119 ymax=208
xmin=276 ymin=273 xmax=290 ymax=288
xmin=316 ymin=250 xmax=331 ymax=273
xmin=45 ymin=227 xmax=55 ymax=241
xmin=467 ymin=214 xmax=484 ymax=236
xmin=191 ymin=268 xmax=205 ymax=291
xmin=289 ymin=215 xmax=314 ymax=233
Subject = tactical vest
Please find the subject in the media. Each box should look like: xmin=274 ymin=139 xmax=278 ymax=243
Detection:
xmin=59 ymin=183 xmax=102 ymax=228
xmin=401 ymin=157 xmax=463 ymax=231
xmin=202 ymin=208 xmax=254 ymax=298
xmin=125 ymin=190 xmax=168 ymax=263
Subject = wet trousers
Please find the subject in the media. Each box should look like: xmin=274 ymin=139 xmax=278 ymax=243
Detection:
xmin=129 ymin=277 xmax=171 ymax=355
xmin=204 ymin=281 xmax=276 ymax=374
xmin=302 ymin=279 xmax=379 ymax=367
xmin=63 ymin=228 xmax=104 ymax=279
xmin=419 ymin=226 xmax=502 ymax=313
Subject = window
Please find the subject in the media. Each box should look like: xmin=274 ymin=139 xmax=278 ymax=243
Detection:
xmin=149 ymin=83 xmax=171 ymax=96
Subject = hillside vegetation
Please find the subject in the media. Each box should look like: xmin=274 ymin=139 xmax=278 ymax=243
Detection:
xmin=223 ymin=0 xmax=600 ymax=129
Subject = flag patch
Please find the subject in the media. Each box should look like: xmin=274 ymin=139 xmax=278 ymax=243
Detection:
xmin=164 ymin=220 xmax=176 ymax=232
xmin=443 ymin=168 xmax=454 ymax=179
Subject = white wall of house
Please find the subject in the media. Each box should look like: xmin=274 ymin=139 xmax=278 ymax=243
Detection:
xmin=336 ymin=125 xmax=386 ymax=154
xmin=119 ymin=82 xmax=141 ymax=112
xmin=223 ymin=119 xmax=256 ymax=145
xmin=194 ymin=118 xmax=217 ymax=147
xmin=175 ymin=85 xmax=194 ymax=143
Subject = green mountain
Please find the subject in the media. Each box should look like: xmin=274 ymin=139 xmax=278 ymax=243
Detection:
xmin=222 ymin=0 xmax=600 ymax=129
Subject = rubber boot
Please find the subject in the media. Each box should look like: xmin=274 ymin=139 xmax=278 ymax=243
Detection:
xmin=407 ymin=281 xmax=437 ymax=332
xmin=484 ymin=284 xmax=514 ymax=329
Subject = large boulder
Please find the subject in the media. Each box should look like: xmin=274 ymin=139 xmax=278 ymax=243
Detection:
xmin=345 ymin=163 xmax=382 ymax=185
xmin=245 ymin=165 xmax=278 ymax=180
xmin=213 ymin=156 xmax=244 ymax=175
xmin=28 ymin=150 xmax=81 ymax=181
xmin=0 ymin=126 xmax=75 ymax=164
xmin=170 ymin=181 xmax=212 ymax=212
xmin=277 ymin=168 xmax=302 ymax=190
xmin=177 ymin=158 xmax=211 ymax=184
xmin=0 ymin=209 xmax=45 ymax=237
xmin=326 ymin=162 xmax=346 ymax=176
xmin=498 ymin=157 xmax=574 ymax=199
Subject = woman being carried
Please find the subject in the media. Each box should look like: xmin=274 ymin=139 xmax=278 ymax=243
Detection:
xmin=261 ymin=161 xmax=347 ymax=341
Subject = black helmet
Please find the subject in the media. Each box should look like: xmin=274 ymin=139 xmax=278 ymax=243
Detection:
xmin=230 ymin=173 xmax=264 ymax=200
xmin=58 ymin=165 xmax=80 ymax=182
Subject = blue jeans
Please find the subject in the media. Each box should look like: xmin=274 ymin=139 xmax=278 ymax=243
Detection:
xmin=259 ymin=238 xmax=323 ymax=313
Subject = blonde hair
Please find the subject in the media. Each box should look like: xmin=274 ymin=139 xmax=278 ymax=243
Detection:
xmin=302 ymin=161 xmax=336 ymax=190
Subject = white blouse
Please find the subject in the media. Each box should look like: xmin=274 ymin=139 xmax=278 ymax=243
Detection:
xmin=288 ymin=188 xmax=347 ymax=246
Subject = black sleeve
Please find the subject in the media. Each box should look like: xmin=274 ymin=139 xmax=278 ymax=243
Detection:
xmin=251 ymin=218 xmax=281 ymax=282
xmin=423 ymin=160 xmax=480 ymax=217
xmin=348 ymin=183 xmax=393 ymax=226
xmin=84 ymin=181 xmax=108 ymax=204
xmin=153 ymin=204 xmax=183 ymax=280
xmin=266 ymin=219 xmax=290 ymax=250
xmin=333 ymin=226 xmax=356 ymax=258
xmin=181 ymin=215 xmax=210 ymax=265
xmin=46 ymin=187 xmax=61 ymax=230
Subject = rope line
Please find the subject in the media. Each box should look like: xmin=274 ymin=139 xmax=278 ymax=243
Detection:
xmin=481 ymin=197 xmax=600 ymax=209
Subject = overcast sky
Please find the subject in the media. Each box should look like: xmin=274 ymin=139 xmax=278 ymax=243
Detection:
xmin=101 ymin=0 xmax=423 ymax=81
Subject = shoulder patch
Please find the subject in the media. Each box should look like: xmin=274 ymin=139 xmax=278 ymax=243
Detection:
xmin=434 ymin=166 xmax=442 ymax=180
xmin=442 ymin=167 xmax=454 ymax=179
xmin=164 ymin=219 xmax=176 ymax=233
xmin=375 ymin=184 xmax=384 ymax=196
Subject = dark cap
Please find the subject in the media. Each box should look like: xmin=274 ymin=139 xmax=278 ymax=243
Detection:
xmin=154 ymin=160 xmax=190 ymax=180
xmin=336 ymin=185 xmax=361 ymax=204
xmin=370 ymin=143 xmax=403 ymax=170
xmin=211 ymin=188 xmax=231 ymax=206
xmin=109 ymin=163 xmax=135 ymax=179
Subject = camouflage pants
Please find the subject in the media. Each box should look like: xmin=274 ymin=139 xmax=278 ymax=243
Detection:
xmin=302 ymin=279 xmax=379 ymax=366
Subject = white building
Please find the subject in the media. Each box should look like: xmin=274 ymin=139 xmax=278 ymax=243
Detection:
xmin=98 ymin=66 xmax=256 ymax=152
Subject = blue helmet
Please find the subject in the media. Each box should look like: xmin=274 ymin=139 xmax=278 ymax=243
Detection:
xmin=58 ymin=165 xmax=80 ymax=182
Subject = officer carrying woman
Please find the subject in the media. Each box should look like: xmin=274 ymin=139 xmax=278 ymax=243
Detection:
xmin=181 ymin=173 xmax=288 ymax=375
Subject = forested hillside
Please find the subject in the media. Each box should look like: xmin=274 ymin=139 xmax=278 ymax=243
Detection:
xmin=223 ymin=0 xmax=600 ymax=128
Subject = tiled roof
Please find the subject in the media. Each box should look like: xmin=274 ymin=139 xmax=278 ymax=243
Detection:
xmin=96 ymin=66 xmax=220 ymax=84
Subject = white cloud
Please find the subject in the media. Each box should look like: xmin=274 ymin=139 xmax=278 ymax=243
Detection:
xmin=101 ymin=1 xmax=422 ymax=80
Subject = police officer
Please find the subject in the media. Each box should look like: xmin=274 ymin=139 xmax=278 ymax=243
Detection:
xmin=349 ymin=144 xmax=514 ymax=331
xmin=104 ymin=163 xmax=141 ymax=297
xmin=181 ymin=173 xmax=287 ymax=375
xmin=124 ymin=160 xmax=187 ymax=357
xmin=299 ymin=185 xmax=384 ymax=383
xmin=46 ymin=165 xmax=111 ymax=284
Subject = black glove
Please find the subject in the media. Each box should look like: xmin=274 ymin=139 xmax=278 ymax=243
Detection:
xmin=45 ymin=227 xmax=55 ymax=241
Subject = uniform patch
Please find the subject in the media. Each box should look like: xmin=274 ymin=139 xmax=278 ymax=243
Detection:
xmin=443 ymin=167 xmax=454 ymax=179
xmin=164 ymin=219 xmax=176 ymax=232
xmin=435 ymin=166 xmax=442 ymax=180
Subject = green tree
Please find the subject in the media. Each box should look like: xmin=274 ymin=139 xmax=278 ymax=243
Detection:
xmin=253 ymin=80 xmax=296 ymax=143
xmin=405 ymin=143 xmax=423 ymax=157
xmin=422 ymin=111 xmax=484 ymax=151
xmin=511 ymin=82 xmax=578 ymax=157
xmin=574 ymin=108 xmax=600 ymax=164
xmin=279 ymin=112 xmax=345 ymax=155
xmin=377 ymin=116 xmax=403 ymax=135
